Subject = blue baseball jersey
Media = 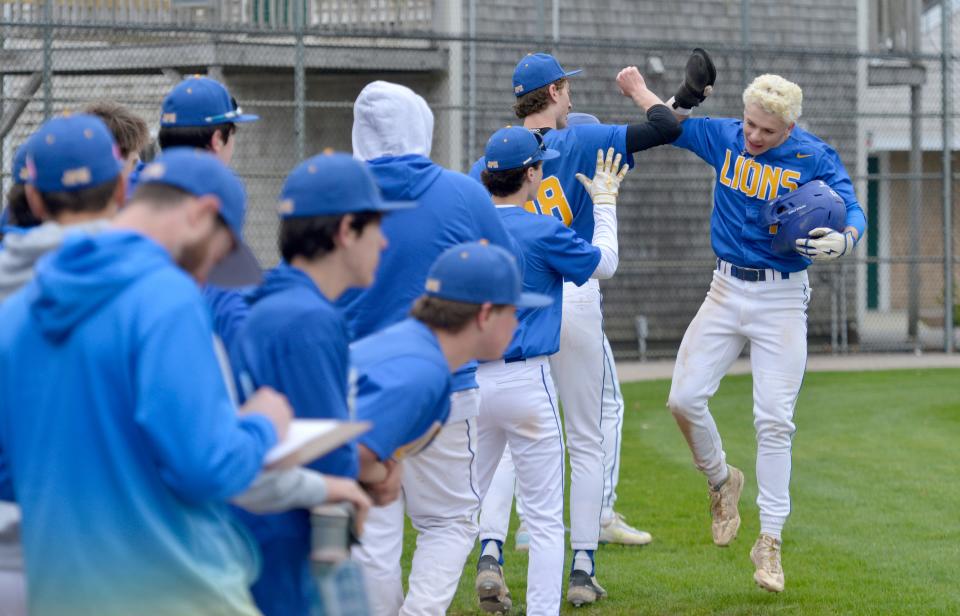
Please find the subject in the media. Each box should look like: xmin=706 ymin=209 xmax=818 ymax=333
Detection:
xmin=351 ymin=318 xmax=451 ymax=461
xmin=228 ymin=263 xmax=357 ymax=616
xmin=673 ymin=117 xmax=867 ymax=272
xmin=338 ymin=154 xmax=520 ymax=393
xmin=470 ymin=124 xmax=633 ymax=242
xmin=496 ymin=205 xmax=600 ymax=359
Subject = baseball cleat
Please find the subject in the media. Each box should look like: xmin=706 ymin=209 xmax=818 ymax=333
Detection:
xmin=514 ymin=523 xmax=530 ymax=552
xmin=599 ymin=512 xmax=653 ymax=546
xmin=710 ymin=464 xmax=744 ymax=546
xmin=476 ymin=554 xmax=512 ymax=613
xmin=566 ymin=569 xmax=607 ymax=607
xmin=750 ymin=533 xmax=785 ymax=593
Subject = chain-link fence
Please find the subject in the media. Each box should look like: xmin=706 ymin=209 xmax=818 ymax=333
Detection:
xmin=2 ymin=0 xmax=957 ymax=360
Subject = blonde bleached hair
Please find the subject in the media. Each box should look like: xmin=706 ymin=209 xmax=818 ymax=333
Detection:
xmin=742 ymin=74 xmax=803 ymax=126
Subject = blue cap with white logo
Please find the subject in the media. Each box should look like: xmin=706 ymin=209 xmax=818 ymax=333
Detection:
xmin=512 ymin=53 xmax=582 ymax=97
xmin=160 ymin=76 xmax=259 ymax=128
xmin=27 ymin=114 xmax=122 ymax=193
xmin=424 ymin=242 xmax=553 ymax=308
xmin=278 ymin=152 xmax=417 ymax=218
xmin=483 ymin=126 xmax=560 ymax=172
xmin=135 ymin=147 xmax=247 ymax=242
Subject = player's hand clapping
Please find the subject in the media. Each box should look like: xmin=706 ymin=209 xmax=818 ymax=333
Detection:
xmin=576 ymin=148 xmax=630 ymax=208
xmin=795 ymin=227 xmax=856 ymax=261
xmin=240 ymin=386 xmax=293 ymax=441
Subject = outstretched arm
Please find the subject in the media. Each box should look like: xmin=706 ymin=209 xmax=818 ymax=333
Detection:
xmin=616 ymin=67 xmax=683 ymax=151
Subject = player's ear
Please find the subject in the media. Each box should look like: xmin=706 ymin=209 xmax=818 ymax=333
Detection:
xmin=185 ymin=194 xmax=221 ymax=229
xmin=24 ymin=184 xmax=50 ymax=221
xmin=334 ymin=213 xmax=356 ymax=247
xmin=475 ymin=302 xmax=494 ymax=330
xmin=547 ymin=82 xmax=561 ymax=104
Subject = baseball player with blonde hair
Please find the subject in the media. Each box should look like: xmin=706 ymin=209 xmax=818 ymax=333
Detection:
xmin=667 ymin=69 xmax=865 ymax=592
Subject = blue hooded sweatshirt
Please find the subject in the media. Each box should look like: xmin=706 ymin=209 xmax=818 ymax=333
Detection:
xmin=338 ymin=154 xmax=519 ymax=396
xmin=0 ymin=231 xmax=275 ymax=616
xmin=341 ymin=81 xmax=520 ymax=402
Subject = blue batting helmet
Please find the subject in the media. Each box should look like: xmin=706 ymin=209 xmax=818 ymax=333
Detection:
xmin=760 ymin=180 xmax=846 ymax=255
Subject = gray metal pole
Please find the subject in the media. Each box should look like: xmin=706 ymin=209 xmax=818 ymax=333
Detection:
xmin=1 ymin=30 xmax=5 ymax=196
xmin=943 ymin=0 xmax=955 ymax=353
xmin=552 ymin=0 xmax=559 ymax=44
xmin=536 ymin=0 xmax=545 ymax=45
xmin=294 ymin=0 xmax=305 ymax=162
xmin=467 ymin=0 xmax=476 ymax=165
xmin=42 ymin=0 xmax=53 ymax=119
xmin=907 ymin=0 xmax=923 ymax=348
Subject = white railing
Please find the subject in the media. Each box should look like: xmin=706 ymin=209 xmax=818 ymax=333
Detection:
xmin=0 ymin=0 xmax=434 ymax=31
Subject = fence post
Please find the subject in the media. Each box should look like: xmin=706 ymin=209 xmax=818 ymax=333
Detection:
xmin=467 ymin=0 xmax=476 ymax=166
xmin=943 ymin=0 xmax=955 ymax=353
xmin=294 ymin=0 xmax=305 ymax=162
xmin=907 ymin=0 xmax=923 ymax=350
xmin=42 ymin=0 xmax=53 ymax=119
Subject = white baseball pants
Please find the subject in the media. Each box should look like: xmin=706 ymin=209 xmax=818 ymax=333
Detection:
xmin=353 ymin=389 xmax=481 ymax=616
xmin=482 ymin=282 xmax=628 ymax=541
xmin=667 ymin=266 xmax=810 ymax=537
xmin=548 ymin=279 xmax=607 ymax=550
xmin=478 ymin=445 xmax=520 ymax=543
xmin=599 ymin=334 xmax=625 ymax=525
xmin=477 ymin=357 xmax=565 ymax=616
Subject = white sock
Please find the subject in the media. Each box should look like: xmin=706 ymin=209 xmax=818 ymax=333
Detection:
xmin=572 ymin=550 xmax=593 ymax=574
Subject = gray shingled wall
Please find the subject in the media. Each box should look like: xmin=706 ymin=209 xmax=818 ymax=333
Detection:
xmin=463 ymin=0 xmax=860 ymax=357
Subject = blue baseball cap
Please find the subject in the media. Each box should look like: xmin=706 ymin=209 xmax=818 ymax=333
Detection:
xmin=160 ymin=76 xmax=259 ymax=128
xmin=27 ymin=114 xmax=122 ymax=193
xmin=135 ymin=147 xmax=246 ymax=242
xmin=513 ymin=53 xmax=582 ymax=97
xmin=277 ymin=152 xmax=416 ymax=218
xmin=425 ymin=242 xmax=552 ymax=308
xmin=483 ymin=126 xmax=560 ymax=172
xmin=567 ymin=112 xmax=600 ymax=126
xmin=11 ymin=139 xmax=33 ymax=186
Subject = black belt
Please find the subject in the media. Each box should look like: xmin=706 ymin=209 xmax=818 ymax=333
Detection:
xmin=504 ymin=356 xmax=526 ymax=364
xmin=718 ymin=259 xmax=789 ymax=282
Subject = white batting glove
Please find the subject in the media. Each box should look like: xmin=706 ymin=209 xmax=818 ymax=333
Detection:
xmin=794 ymin=227 xmax=856 ymax=261
xmin=575 ymin=147 xmax=630 ymax=208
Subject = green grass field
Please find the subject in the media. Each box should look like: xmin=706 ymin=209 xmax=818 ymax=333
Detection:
xmin=399 ymin=368 xmax=960 ymax=615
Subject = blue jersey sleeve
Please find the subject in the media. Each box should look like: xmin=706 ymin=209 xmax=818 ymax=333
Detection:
xmin=134 ymin=299 xmax=276 ymax=505
xmin=672 ymin=117 xmax=727 ymax=167
xmin=570 ymin=124 xmax=635 ymax=169
xmin=203 ymin=285 xmax=250 ymax=350
xmin=540 ymin=220 xmax=601 ymax=286
xmin=816 ymin=145 xmax=867 ymax=238
xmin=355 ymin=357 xmax=451 ymax=461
